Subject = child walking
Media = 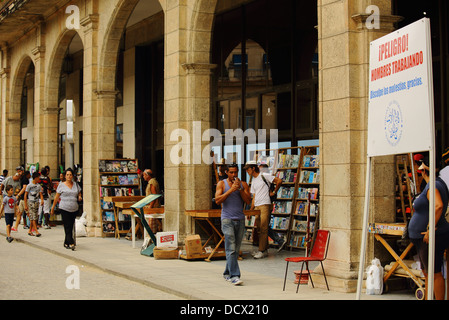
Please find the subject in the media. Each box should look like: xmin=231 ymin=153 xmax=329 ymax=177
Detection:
xmin=24 ymin=172 xmax=44 ymax=237
xmin=1 ymin=185 xmax=19 ymax=242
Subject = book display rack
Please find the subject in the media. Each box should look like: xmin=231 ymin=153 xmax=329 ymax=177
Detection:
xmin=249 ymin=146 xmax=320 ymax=252
xmin=98 ymin=159 xmax=141 ymax=236
xmin=289 ymin=146 xmax=320 ymax=253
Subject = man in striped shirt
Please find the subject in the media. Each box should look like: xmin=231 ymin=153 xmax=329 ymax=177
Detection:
xmin=0 ymin=170 xmax=8 ymax=185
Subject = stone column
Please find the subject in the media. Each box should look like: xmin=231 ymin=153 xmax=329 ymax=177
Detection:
xmin=0 ymin=44 xmax=20 ymax=172
xmin=164 ymin=1 xmax=215 ymax=241
xmin=81 ymin=12 xmax=115 ymax=236
xmin=32 ymin=21 xmax=58 ymax=172
xmin=317 ymin=0 xmax=401 ymax=292
xmin=0 ymin=45 xmax=8 ymax=170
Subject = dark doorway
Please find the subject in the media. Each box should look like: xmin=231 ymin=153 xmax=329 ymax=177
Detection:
xmin=135 ymin=41 xmax=164 ymax=187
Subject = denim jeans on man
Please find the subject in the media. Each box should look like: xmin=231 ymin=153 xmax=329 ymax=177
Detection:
xmin=221 ymin=218 xmax=245 ymax=279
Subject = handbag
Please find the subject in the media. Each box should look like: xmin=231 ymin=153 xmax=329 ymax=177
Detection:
xmin=261 ymin=175 xmax=277 ymax=202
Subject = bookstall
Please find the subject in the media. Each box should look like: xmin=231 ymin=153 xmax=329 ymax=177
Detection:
xmin=98 ymin=159 xmax=141 ymax=237
xmin=252 ymin=146 xmax=320 ymax=252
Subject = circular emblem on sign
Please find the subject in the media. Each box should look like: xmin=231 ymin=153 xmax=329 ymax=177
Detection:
xmin=384 ymin=100 xmax=403 ymax=147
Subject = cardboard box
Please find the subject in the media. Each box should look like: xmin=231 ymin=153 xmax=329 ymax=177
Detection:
xmin=185 ymin=234 xmax=203 ymax=258
xmin=156 ymin=231 xmax=178 ymax=248
xmin=153 ymin=247 xmax=180 ymax=260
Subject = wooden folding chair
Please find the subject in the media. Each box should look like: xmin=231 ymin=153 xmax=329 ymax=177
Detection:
xmin=283 ymin=230 xmax=331 ymax=292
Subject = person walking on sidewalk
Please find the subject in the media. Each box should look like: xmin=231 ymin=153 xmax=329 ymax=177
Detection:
xmin=14 ymin=168 xmax=31 ymax=231
xmin=2 ymin=171 xmax=26 ymax=231
xmin=50 ymin=168 xmax=82 ymax=251
xmin=215 ymin=163 xmax=251 ymax=285
xmin=1 ymin=185 xmax=19 ymax=242
xmin=38 ymin=167 xmax=53 ymax=229
xmin=244 ymin=160 xmax=283 ymax=259
xmin=24 ymin=172 xmax=44 ymax=237
xmin=258 ymin=163 xmax=287 ymax=252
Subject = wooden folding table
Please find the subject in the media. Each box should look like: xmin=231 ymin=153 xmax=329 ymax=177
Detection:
xmin=183 ymin=209 xmax=260 ymax=262
xmin=369 ymin=222 xmax=425 ymax=299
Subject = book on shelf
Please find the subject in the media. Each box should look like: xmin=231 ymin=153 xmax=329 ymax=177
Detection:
xmin=118 ymin=175 xmax=129 ymax=185
xmin=269 ymin=216 xmax=290 ymax=230
xmin=277 ymin=186 xmax=294 ymax=199
xmin=99 ymin=159 xmax=138 ymax=173
xmin=107 ymin=175 xmax=119 ymax=185
xmin=292 ymin=220 xmax=316 ymax=233
xmin=100 ymin=186 xmax=141 ymax=197
xmin=100 ymin=199 xmax=114 ymax=210
xmin=290 ymin=234 xmax=307 ymax=248
xmin=302 ymin=155 xmax=319 ymax=168
xmin=272 ymin=201 xmax=293 ymax=214
xmin=292 ymin=219 xmax=308 ymax=232
xmin=112 ymin=161 xmax=121 ymax=172
xmin=294 ymin=201 xmax=319 ymax=216
xmin=275 ymin=170 xmax=297 ymax=183
xmin=277 ymin=154 xmax=300 ymax=169
xmin=103 ymin=211 xmax=115 ymax=221
xmin=297 ymin=187 xmax=319 ymax=200
xmin=101 ymin=174 xmax=139 ymax=186
xmin=128 ymin=174 xmax=139 ymax=185
xmin=299 ymin=169 xmax=320 ymax=184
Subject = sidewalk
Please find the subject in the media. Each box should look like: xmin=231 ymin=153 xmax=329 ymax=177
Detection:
xmin=0 ymin=221 xmax=415 ymax=300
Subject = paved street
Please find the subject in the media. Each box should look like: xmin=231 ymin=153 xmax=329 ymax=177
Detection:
xmin=0 ymin=239 xmax=184 ymax=300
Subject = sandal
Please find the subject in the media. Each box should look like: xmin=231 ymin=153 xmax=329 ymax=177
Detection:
xmin=28 ymin=233 xmax=35 ymax=236
xmin=36 ymin=233 xmax=41 ymax=237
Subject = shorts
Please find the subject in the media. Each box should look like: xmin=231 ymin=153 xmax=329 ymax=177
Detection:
xmin=4 ymin=213 xmax=14 ymax=226
xmin=28 ymin=202 xmax=40 ymax=221
xmin=411 ymin=232 xmax=449 ymax=274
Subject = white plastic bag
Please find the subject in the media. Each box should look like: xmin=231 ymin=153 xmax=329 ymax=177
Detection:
xmin=75 ymin=216 xmax=87 ymax=237
xmin=365 ymin=258 xmax=384 ymax=295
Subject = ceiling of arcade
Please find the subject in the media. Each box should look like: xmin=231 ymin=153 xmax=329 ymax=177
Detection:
xmin=0 ymin=0 xmax=70 ymax=44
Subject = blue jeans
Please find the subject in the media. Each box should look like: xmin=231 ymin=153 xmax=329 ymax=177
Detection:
xmin=221 ymin=218 xmax=245 ymax=279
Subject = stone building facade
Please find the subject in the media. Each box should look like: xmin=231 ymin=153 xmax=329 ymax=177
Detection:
xmin=0 ymin=0 xmax=448 ymax=292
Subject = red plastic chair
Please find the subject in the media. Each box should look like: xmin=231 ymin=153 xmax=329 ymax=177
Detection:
xmin=283 ymin=230 xmax=330 ymax=292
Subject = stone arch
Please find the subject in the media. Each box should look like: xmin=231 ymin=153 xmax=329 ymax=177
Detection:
xmin=97 ymin=0 xmax=164 ymax=93
xmin=42 ymin=28 xmax=84 ymax=177
xmin=10 ymin=55 xmax=34 ymax=115
xmin=45 ymin=28 xmax=84 ymax=111
xmin=6 ymin=54 xmax=34 ymax=170
xmin=187 ymin=0 xmax=218 ymax=64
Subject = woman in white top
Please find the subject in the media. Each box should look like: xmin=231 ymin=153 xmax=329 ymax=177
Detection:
xmin=50 ymin=168 xmax=82 ymax=250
